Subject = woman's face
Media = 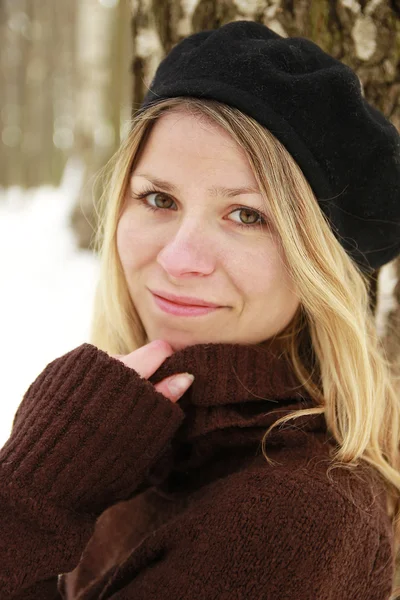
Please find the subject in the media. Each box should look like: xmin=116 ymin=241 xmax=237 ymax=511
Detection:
xmin=117 ymin=109 xmax=300 ymax=351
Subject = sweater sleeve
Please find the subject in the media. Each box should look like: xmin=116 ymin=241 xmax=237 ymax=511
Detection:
xmin=0 ymin=343 xmax=185 ymax=599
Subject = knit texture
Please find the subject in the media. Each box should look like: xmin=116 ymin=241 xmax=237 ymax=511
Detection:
xmin=141 ymin=20 xmax=400 ymax=272
xmin=0 ymin=341 xmax=395 ymax=599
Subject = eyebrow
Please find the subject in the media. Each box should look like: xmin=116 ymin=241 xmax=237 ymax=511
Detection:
xmin=132 ymin=173 xmax=261 ymax=198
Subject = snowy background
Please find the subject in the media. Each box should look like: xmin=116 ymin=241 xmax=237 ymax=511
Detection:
xmin=0 ymin=158 xmax=100 ymax=447
xmin=0 ymin=158 xmax=397 ymax=447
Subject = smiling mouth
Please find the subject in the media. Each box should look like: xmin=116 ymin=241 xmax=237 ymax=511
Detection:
xmin=150 ymin=289 xmax=221 ymax=308
xmin=151 ymin=292 xmax=222 ymax=316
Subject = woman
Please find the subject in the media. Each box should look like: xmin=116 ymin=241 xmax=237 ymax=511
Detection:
xmin=1 ymin=20 xmax=400 ymax=600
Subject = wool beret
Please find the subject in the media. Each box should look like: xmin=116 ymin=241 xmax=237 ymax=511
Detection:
xmin=141 ymin=20 xmax=400 ymax=273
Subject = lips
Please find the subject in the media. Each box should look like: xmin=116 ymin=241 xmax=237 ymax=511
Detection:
xmin=151 ymin=292 xmax=220 ymax=317
xmin=150 ymin=289 xmax=220 ymax=308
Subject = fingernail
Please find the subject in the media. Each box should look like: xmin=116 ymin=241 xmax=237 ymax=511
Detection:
xmin=168 ymin=373 xmax=195 ymax=396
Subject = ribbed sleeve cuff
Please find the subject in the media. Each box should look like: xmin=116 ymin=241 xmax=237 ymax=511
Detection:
xmin=0 ymin=344 xmax=185 ymax=516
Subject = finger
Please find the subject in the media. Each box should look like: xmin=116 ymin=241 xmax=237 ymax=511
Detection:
xmin=154 ymin=373 xmax=195 ymax=403
xmin=120 ymin=339 xmax=174 ymax=379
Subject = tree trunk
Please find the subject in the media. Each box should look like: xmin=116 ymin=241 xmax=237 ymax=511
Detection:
xmin=130 ymin=0 xmax=400 ymax=592
xmin=0 ymin=0 xmax=77 ymax=188
xmin=69 ymin=0 xmax=133 ymax=250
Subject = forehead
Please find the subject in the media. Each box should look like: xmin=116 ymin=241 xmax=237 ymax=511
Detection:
xmin=147 ymin=108 xmax=233 ymax=142
xmin=134 ymin=109 xmax=256 ymax=181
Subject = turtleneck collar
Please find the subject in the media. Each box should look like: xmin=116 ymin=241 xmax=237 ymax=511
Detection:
xmin=145 ymin=339 xmax=327 ymax=498
xmin=149 ymin=338 xmax=308 ymax=408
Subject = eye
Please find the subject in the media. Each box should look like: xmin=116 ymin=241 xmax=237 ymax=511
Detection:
xmin=133 ymin=190 xmax=175 ymax=212
xmin=130 ymin=188 xmax=268 ymax=230
xmin=230 ymin=207 xmax=264 ymax=228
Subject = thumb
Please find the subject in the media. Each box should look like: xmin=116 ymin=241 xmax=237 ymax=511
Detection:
xmin=154 ymin=373 xmax=195 ymax=403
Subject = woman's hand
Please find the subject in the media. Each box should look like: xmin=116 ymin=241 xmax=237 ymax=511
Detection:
xmin=110 ymin=339 xmax=194 ymax=403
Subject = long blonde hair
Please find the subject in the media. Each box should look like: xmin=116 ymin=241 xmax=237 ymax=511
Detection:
xmin=90 ymin=97 xmax=400 ymax=596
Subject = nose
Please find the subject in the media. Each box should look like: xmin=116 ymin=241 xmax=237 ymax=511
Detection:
xmin=156 ymin=220 xmax=216 ymax=278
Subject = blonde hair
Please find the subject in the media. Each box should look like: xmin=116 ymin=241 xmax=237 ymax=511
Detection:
xmin=90 ymin=97 xmax=400 ymax=597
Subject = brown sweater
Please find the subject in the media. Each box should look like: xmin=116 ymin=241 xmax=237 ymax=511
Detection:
xmin=0 ymin=341 xmax=395 ymax=599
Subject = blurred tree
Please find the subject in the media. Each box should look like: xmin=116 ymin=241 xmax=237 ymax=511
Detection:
xmin=0 ymin=0 xmax=133 ymax=250
xmin=1 ymin=0 xmax=60 ymax=186
xmin=70 ymin=0 xmax=133 ymax=249
xmin=128 ymin=0 xmax=400 ymax=592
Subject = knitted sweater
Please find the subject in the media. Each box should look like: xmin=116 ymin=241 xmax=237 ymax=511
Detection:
xmin=0 ymin=341 xmax=395 ymax=599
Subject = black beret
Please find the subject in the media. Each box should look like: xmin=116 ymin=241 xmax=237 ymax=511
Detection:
xmin=141 ymin=20 xmax=400 ymax=273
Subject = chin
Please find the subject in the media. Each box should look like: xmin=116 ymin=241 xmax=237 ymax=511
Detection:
xmin=169 ymin=340 xmax=190 ymax=352
xmin=144 ymin=329 xmax=192 ymax=352
xmin=164 ymin=333 xmax=200 ymax=352
xmin=147 ymin=330 xmax=209 ymax=352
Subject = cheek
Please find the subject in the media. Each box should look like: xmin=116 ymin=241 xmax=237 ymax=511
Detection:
xmin=234 ymin=244 xmax=299 ymax=319
xmin=116 ymin=212 xmax=154 ymax=271
xmin=252 ymin=253 xmax=299 ymax=314
xmin=116 ymin=217 xmax=133 ymax=271
xmin=226 ymin=244 xmax=283 ymax=297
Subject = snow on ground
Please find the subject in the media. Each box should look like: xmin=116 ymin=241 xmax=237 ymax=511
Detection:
xmin=0 ymin=158 xmax=100 ymax=447
xmin=0 ymin=158 xmax=397 ymax=448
